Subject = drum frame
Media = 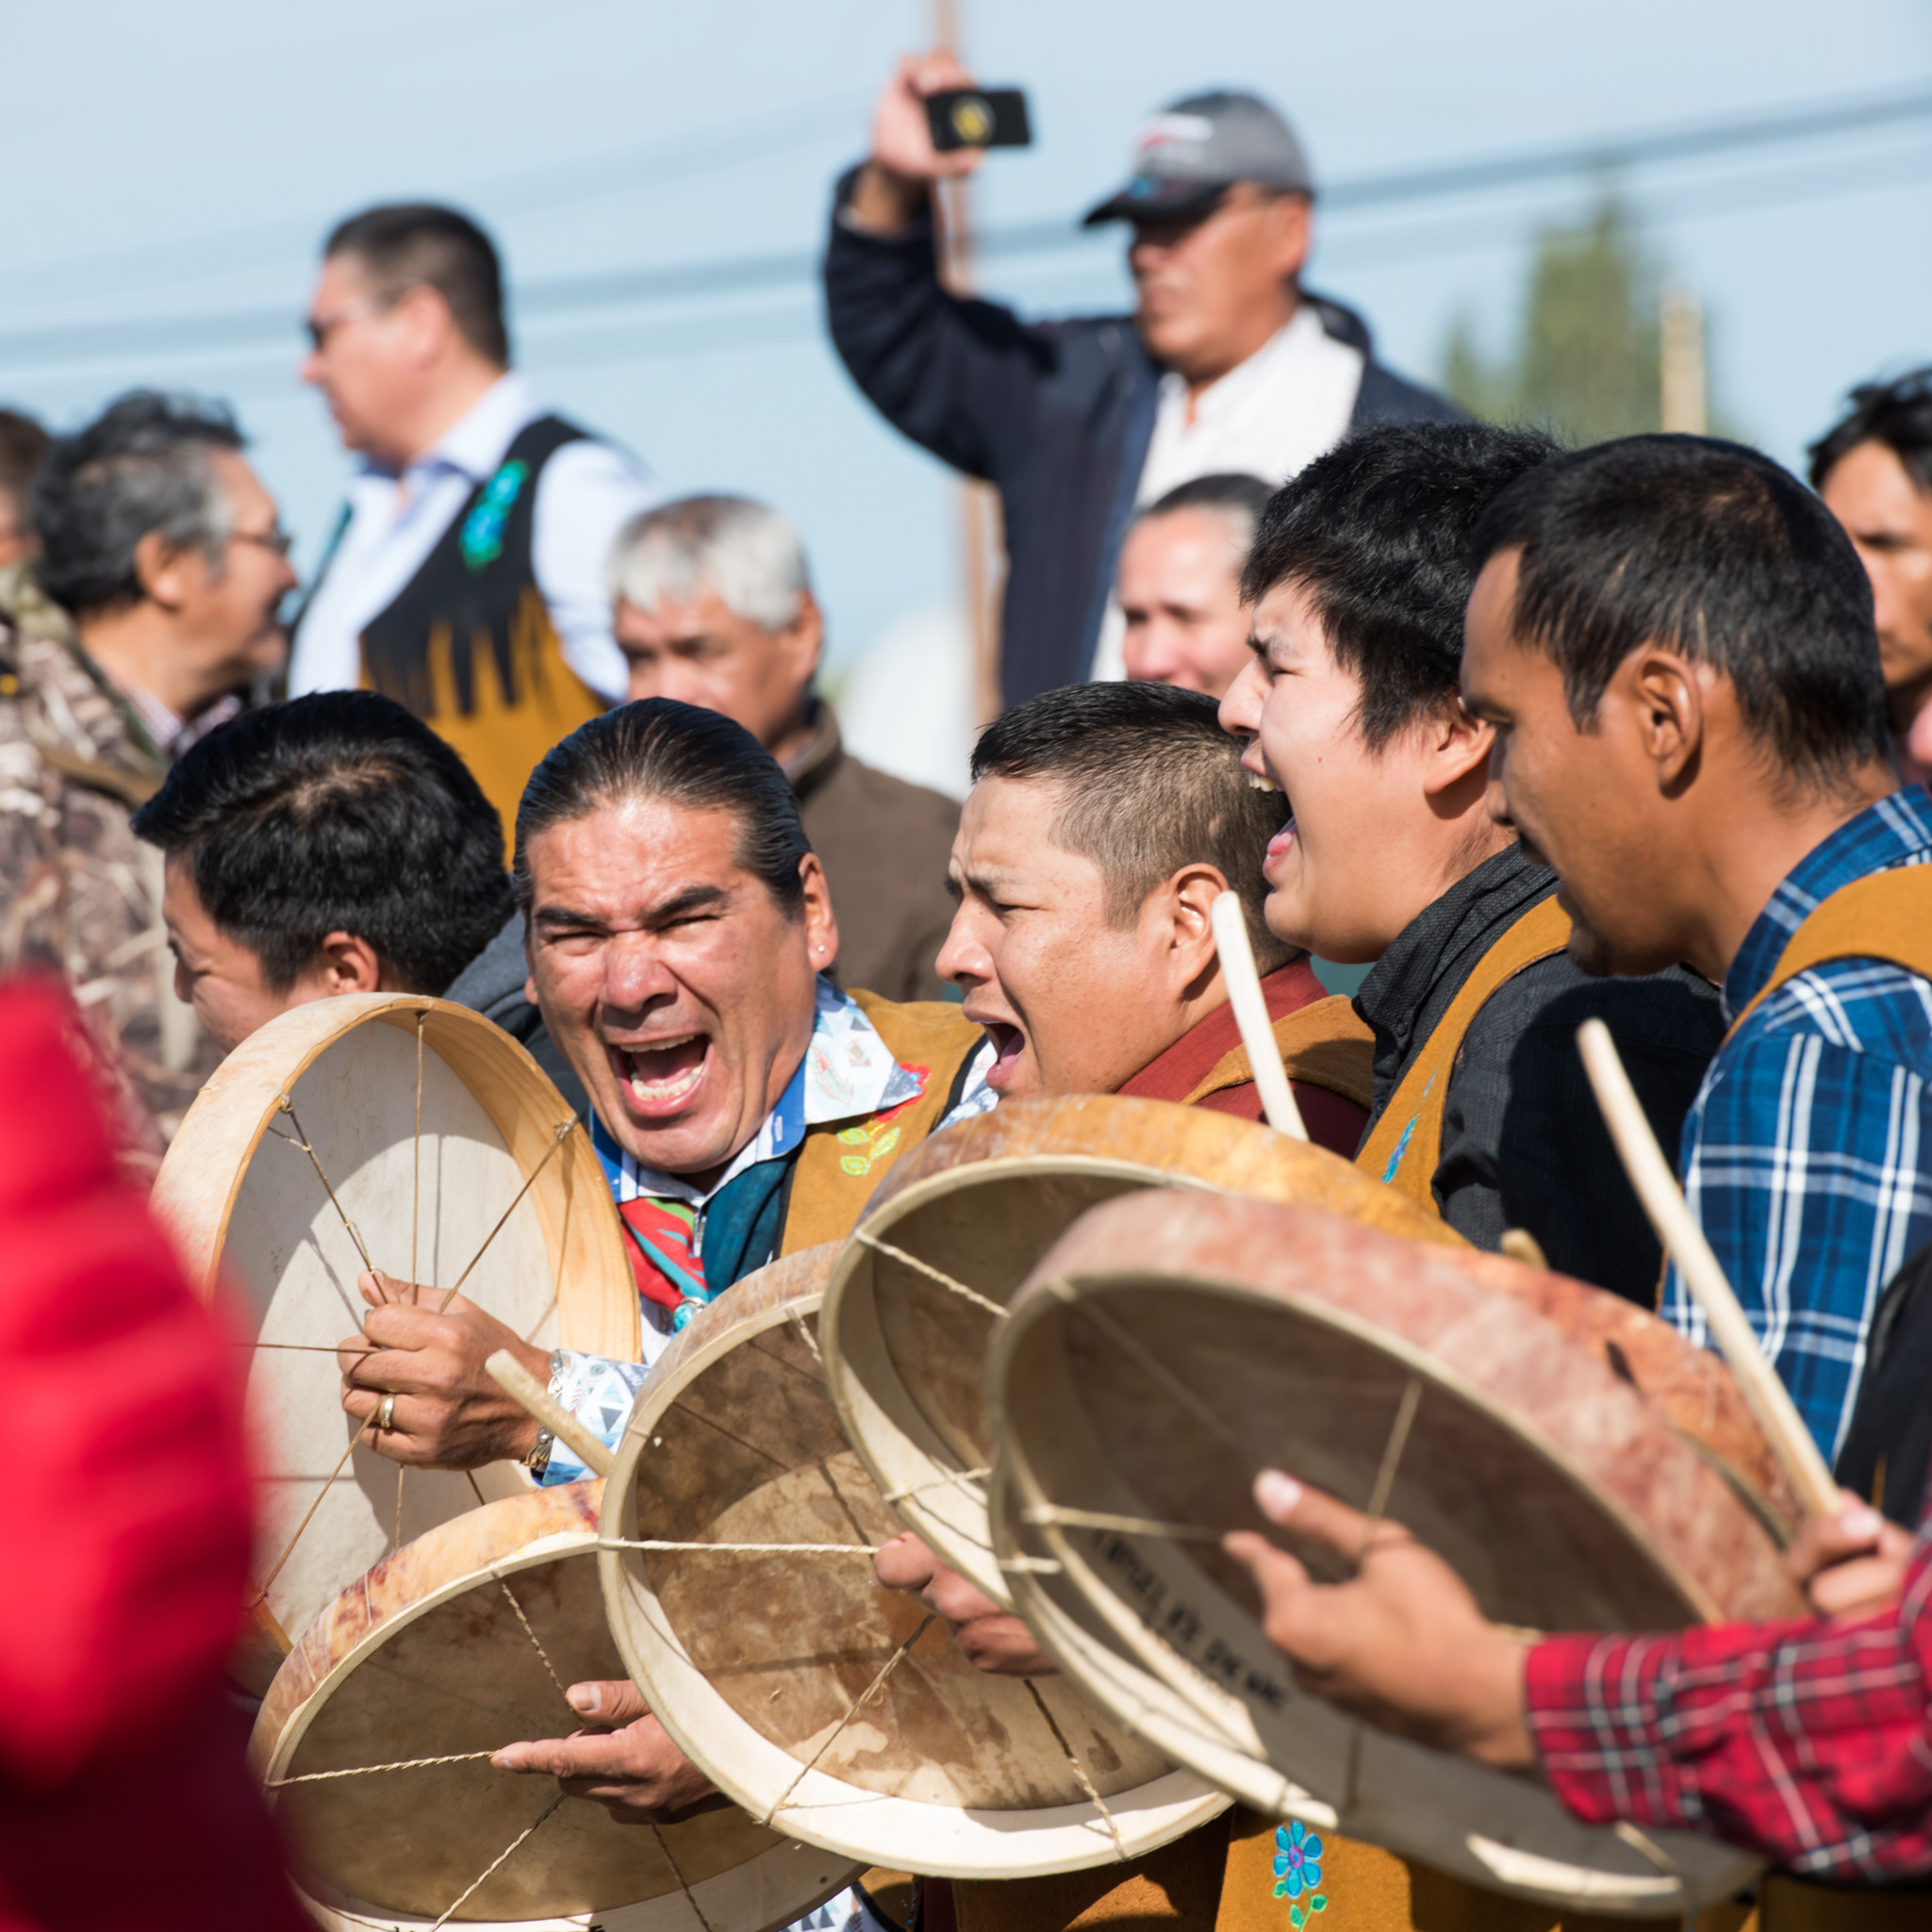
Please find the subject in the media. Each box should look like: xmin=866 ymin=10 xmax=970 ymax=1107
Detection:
xmin=254 ymin=1484 xmax=857 ymax=1932
xmin=988 ymin=1191 xmax=1782 ymax=1917
xmin=601 ymin=1250 xmax=1229 ymax=1881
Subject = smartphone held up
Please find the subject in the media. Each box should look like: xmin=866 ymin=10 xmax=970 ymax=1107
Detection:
xmin=925 ymin=87 xmax=1032 ymax=152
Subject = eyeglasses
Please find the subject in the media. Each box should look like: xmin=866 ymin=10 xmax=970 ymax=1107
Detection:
xmin=304 ymin=295 xmax=383 ymax=353
xmin=231 ymin=525 xmax=296 ymax=560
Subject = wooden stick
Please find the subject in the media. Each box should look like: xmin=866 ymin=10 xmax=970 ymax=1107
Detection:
xmin=1209 ymin=891 xmax=1308 ymax=1142
xmin=1576 ymin=1018 xmax=1840 ymax=1518
xmin=486 ymin=1349 xmax=615 ymax=1480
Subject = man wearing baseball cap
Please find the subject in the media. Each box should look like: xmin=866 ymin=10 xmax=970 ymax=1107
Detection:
xmin=825 ymin=54 xmax=1461 ymax=707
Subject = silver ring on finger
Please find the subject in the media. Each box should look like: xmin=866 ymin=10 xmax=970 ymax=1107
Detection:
xmin=376 ymin=1392 xmax=397 ymax=1432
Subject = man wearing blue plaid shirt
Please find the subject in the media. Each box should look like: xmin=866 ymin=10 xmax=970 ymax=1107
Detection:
xmin=1460 ymin=434 xmax=1931 ymax=1466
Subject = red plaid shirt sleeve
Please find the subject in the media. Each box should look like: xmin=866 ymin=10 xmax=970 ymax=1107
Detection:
xmin=1524 ymin=1544 xmax=1932 ymax=1881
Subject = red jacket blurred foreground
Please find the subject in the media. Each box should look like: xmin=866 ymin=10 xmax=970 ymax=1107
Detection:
xmin=0 ymin=980 xmax=302 ymax=1931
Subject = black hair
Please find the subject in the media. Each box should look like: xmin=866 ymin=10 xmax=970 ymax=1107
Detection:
xmin=1808 ymin=367 xmax=1932 ymax=495
xmin=132 ymin=691 xmax=511 ymax=995
xmin=1141 ymin=471 xmax=1275 ymax=528
xmin=1241 ymin=423 xmax=1561 ymax=749
xmin=513 ymin=699 xmax=809 ymax=917
xmin=34 ymin=390 xmax=244 ymax=617
xmin=0 ymin=408 xmax=51 ymax=537
xmin=970 ymin=680 xmax=1292 ymax=969
xmin=325 ymin=203 xmax=509 ymax=367
xmin=1469 ymin=434 xmax=1888 ymax=787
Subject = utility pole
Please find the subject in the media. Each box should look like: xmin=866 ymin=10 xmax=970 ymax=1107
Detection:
xmin=932 ymin=0 xmax=1006 ymax=726
xmin=1660 ymin=280 xmax=1708 ymax=435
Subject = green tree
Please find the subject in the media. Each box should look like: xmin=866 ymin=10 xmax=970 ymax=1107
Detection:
xmin=1443 ymin=188 xmax=1664 ymax=445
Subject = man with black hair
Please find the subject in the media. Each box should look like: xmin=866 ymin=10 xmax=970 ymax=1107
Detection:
xmin=291 ymin=202 xmax=656 ymax=836
xmin=0 ymin=390 xmax=296 ymax=1154
xmin=132 ymin=691 xmax=512 ymax=1054
xmin=1212 ymin=434 xmax=1932 ymax=1901
xmin=938 ymin=678 xmax=1368 ymax=1144
xmin=1115 ymin=473 xmax=1272 ymax=696
xmin=1461 ymin=432 xmax=1927 ymax=1464
xmin=1219 ymin=422 xmax=1722 ymax=1297
xmin=331 ymin=700 xmax=984 ymax=1854
xmin=1811 ymin=368 xmax=1932 ymax=783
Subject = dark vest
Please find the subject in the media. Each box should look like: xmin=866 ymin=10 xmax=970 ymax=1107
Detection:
xmin=356 ymin=415 xmax=605 ymax=837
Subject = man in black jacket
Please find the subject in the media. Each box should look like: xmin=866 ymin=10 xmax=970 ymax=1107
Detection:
xmin=1220 ymin=422 xmax=1724 ymax=1301
xmin=825 ymin=53 xmax=1461 ymax=707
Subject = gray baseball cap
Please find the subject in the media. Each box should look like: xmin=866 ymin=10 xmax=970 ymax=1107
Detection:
xmin=1082 ymin=91 xmax=1315 ymax=227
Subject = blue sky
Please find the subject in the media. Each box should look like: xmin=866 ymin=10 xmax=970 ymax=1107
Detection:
xmin=4 ymin=0 xmax=1928 ymax=666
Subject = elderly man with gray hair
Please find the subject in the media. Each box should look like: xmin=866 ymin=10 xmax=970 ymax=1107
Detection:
xmin=0 ymin=389 xmax=297 ymax=1158
xmin=608 ymin=493 xmax=959 ymax=1002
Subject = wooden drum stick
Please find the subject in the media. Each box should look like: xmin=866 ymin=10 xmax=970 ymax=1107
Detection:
xmin=1210 ymin=890 xmax=1309 ymax=1142
xmin=1576 ymin=1018 xmax=1840 ymax=1518
xmin=486 ymin=1349 xmax=616 ymax=1480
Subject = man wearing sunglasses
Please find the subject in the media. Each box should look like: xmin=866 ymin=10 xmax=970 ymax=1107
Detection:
xmin=826 ymin=59 xmax=1462 ymax=707
xmin=290 ymin=202 xmax=657 ymax=841
xmin=0 ymin=389 xmax=297 ymax=1158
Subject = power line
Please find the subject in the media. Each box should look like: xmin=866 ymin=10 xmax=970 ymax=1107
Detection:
xmin=0 ymin=90 xmax=867 ymax=308
xmin=3 ymin=78 xmax=1927 ymax=376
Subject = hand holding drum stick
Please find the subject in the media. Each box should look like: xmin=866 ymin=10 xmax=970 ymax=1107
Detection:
xmin=1575 ymin=1018 xmax=1841 ymax=1519
xmin=1209 ymin=891 xmax=1309 ymax=1142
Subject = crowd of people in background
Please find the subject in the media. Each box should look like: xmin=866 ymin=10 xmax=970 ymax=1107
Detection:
xmin=6 ymin=46 xmax=1932 ymax=1929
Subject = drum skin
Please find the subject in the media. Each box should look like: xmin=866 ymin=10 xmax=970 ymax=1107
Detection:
xmin=989 ymin=1190 xmax=1792 ymax=1916
xmin=820 ymin=1095 xmax=1462 ymax=1605
xmin=253 ymin=1483 xmax=857 ymax=1932
xmin=599 ymin=1244 xmax=1228 ymax=1881
xmin=152 ymin=994 xmax=638 ymax=1657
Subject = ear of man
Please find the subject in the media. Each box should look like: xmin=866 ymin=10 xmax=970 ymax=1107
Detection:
xmin=311 ymin=930 xmax=391 ymax=996
xmin=1621 ymin=644 xmax=1712 ymax=795
xmin=131 ymin=527 xmax=202 ymax=613
xmin=1418 ymin=692 xmax=1497 ymax=801
xmin=1153 ymin=862 xmax=1232 ymax=997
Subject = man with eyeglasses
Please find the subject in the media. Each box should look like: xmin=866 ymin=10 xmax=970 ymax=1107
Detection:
xmin=0 ymin=390 xmax=297 ymax=1160
xmin=289 ymin=203 xmax=657 ymax=840
xmin=825 ymin=60 xmax=1462 ymax=707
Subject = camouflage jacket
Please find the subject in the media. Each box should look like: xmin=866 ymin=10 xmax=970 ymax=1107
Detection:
xmin=0 ymin=586 xmax=220 ymax=1157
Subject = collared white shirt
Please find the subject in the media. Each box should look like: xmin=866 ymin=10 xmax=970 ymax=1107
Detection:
xmin=288 ymin=372 xmax=658 ymax=703
xmin=1089 ymin=305 xmax=1364 ymax=682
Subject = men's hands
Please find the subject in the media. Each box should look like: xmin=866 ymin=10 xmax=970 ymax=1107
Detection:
xmin=848 ymin=52 xmax=983 ymax=234
xmin=1785 ymin=1489 xmax=1917 ymax=1619
xmin=873 ymin=1531 xmax=1055 ymax=1676
xmin=1223 ymin=1471 xmax=1536 ymax=1773
xmin=337 ymin=1270 xmax=548 ymax=1470
xmin=492 ymin=1680 xmax=722 ymax=1822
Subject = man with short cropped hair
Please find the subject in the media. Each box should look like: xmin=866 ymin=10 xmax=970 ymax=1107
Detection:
xmin=1116 ymin=472 xmax=1271 ymax=697
xmin=290 ymin=203 xmax=657 ymax=835
xmin=1810 ymin=367 xmax=1932 ymax=782
xmin=1214 ymin=433 xmax=1932 ymax=1910
xmin=938 ymin=679 xmax=1368 ymax=1146
xmin=0 ymin=390 xmax=297 ymax=1152
xmin=1460 ymin=432 xmax=1928 ymax=1462
xmin=132 ymin=691 xmax=513 ymax=1053
xmin=611 ymin=494 xmax=957 ymax=999
xmin=827 ymin=59 xmax=1461 ymax=705
xmin=1220 ymin=422 xmax=1723 ymax=1296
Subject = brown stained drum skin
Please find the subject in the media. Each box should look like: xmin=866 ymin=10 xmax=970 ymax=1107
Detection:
xmin=1002 ymin=1191 xmax=1802 ymax=1635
